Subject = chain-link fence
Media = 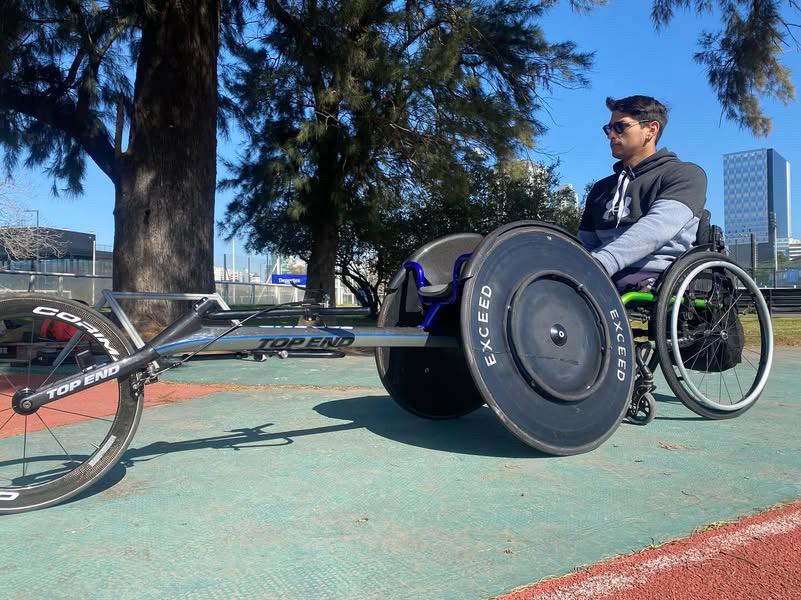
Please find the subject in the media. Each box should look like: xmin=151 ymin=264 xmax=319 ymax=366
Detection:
xmin=4 ymin=266 xmax=797 ymax=312
xmin=0 ymin=270 xmax=357 ymax=306
xmin=751 ymin=268 xmax=801 ymax=289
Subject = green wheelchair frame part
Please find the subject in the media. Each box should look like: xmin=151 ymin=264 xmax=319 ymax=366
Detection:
xmin=620 ymin=291 xmax=707 ymax=309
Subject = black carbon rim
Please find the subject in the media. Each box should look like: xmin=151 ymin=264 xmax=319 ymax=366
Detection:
xmin=0 ymin=295 xmax=142 ymax=513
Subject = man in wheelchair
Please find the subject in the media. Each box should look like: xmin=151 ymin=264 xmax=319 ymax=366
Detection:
xmin=579 ymin=95 xmax=707 ymax=292
xmin=573 ymin=95 xmax=774 ymax=423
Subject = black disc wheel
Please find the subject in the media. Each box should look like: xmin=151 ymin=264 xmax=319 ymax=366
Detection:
xmin=654 ymin=253 xmax=773 ymax=419
xmin=375 ymin=233 xmax=485 ymax=419
xmin=460 ymin=223 xmax=635 ymax=455
xmin=0 ymin=295 xmax=142 ymax=513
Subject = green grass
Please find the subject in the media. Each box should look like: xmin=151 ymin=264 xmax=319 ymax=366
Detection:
xmin=742 ymin=316 xmax=801 ymax=347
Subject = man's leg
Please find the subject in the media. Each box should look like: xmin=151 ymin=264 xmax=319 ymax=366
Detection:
xmin=611 ymin=268 xmax=663 ymax=293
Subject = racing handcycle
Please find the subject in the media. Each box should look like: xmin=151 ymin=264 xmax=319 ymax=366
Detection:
xmin=0 ymin=219 xmax=773 ymax=513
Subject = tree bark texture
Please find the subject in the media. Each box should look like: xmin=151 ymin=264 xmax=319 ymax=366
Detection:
xmin=304 ymin=126 xmax=343 ymax=307
xmin=305 ymin=219 xmax=338 ymax=307
xmin=113 ymin=0 xmax=219 ymax=336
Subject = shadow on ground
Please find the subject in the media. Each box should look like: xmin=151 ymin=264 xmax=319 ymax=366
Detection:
xmin=71 ymin=385 xmax=723 ymax=505
xmin=653 ymin=392 xmax=707 ymax=421
xmin=71 ymin=394 xmax=558 ymax=504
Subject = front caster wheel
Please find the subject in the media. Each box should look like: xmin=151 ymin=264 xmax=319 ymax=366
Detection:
xmin=625 ymin=392 xmax=656 ymax=425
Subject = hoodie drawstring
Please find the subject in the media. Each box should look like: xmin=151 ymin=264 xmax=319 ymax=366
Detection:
xmin=610 ymin=169 xmax=632 ymax=227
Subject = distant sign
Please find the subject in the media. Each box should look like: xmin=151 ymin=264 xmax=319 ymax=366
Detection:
xmin=271 ymin=274 xmax=307 ymax=286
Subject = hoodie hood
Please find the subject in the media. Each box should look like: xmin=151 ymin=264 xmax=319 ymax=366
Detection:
xmin=613 ymin=148 xmax=678 ymax=178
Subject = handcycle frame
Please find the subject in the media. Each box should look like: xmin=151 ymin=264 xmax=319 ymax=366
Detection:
xmin=14 ymin=257 xmax=713 ymax=416
xmin=1 ymin=220 xmax=774 ymax=515
xmin=12 ymin=297 xmax=459 ymax=415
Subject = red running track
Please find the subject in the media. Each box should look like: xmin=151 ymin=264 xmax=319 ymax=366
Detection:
xmin=499 ymin=502 xmax=801 ymax=600
xmin=0 ymin=375 xmax=222 ymax=438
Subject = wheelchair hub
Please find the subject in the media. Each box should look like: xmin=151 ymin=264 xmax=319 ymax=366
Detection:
xmin=11 ymin=388 xmax=37 ymax=416
xmin=506 ymin=271 xmax=609 ymax=403
xmin=457 ymin=224 xmax=635 ymax=455
xmin=549 ymin=324 xmax=567 ymax=346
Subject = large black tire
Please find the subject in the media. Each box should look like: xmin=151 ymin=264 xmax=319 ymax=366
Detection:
xmin=460 ymin=222 xmax=635 ymax=455
xmin=0 ymin=294 xmax=143 ymax=513
xmin=375 ymin=233 xmax=486 ymax=419
xmin=653 ymin=253 xmax=773 ymax=419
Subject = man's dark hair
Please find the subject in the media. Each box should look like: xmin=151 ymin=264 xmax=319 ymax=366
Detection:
xmin=606 ymin=95 xmax=668 ymax=142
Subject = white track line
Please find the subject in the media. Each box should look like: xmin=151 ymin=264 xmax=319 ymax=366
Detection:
xmin=529 ymin=508 xmax=801 ymax=600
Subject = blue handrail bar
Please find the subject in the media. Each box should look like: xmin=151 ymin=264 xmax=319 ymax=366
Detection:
xmin=401 ymin=253 xmax=472 ymax=330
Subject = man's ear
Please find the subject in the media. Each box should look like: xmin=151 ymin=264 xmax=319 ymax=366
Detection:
xmin=646 ymin=121 xmax=660 ymax=144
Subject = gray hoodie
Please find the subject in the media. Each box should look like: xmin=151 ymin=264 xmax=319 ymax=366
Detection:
xmin=578 ymin=148 xmax=707 ymax=275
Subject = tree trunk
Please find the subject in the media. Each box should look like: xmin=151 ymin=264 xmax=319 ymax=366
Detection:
xmin=305 ymin=219 xmax=338 ymax=307
xmin=304 ymin=126 xmax=343 ymax=308
xmin=113 ymin=0 xmax=219 ymax=339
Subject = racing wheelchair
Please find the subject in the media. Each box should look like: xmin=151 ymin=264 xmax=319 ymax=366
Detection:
xmin=0 ymin=220 xmax=772 ymax=513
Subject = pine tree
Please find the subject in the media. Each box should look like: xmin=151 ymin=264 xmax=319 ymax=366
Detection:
xmin=0 ymin=0 xmax=227 ymax=332
xmin=220 ymin=0 xmax=594 ymax=305
xmin=223 ymin=0 xmax=800 ymax=304
xmin=652 ymin=0 xmax=798 ymax=136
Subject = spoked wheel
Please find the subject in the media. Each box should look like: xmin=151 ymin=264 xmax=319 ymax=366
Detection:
xmin=654 ymin=254 xmax=773 ymax=419
xmin=0 ymin=295 xmax=142 ymax=513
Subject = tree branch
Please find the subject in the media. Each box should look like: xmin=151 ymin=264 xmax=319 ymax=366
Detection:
xmin=263 ymin=0 xmax=308 ymax=42
xmin=263 ymin=0 xmax=326 ymax=94
xmin=0 ymin=83 xmax=117 ymax=183
xmin=59 ymin=50 xmax=86 ymax=93
xmin=349 ymin=0 xmax=394 ymax=38
xmin=98 ymin=18 xmax=136 ymax=59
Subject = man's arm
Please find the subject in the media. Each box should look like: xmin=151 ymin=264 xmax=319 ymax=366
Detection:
xmin=591 ymin=199 xmax=693 ymax=275
xmin=591 ymin=163 xmax=707 ymax=275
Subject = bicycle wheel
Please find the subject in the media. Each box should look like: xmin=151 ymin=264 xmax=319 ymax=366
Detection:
xmin=0 ymin=294 xmax=143 ymax=513
xmin=654 ymin=254 xmax=773 ymax=419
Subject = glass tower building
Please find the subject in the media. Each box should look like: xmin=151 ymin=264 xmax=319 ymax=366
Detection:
xmin=723 ymin=148 xmax=792 ymax=249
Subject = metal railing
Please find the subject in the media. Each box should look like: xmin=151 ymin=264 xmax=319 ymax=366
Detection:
xmin=750 ymin=268 xmax=801 ymax=289
xmin=0 ymin=269 xmax=357 ymax=306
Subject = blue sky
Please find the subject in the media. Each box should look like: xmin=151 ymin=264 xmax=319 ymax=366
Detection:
xmin=8 ymin=0 xmax=801 ymax=270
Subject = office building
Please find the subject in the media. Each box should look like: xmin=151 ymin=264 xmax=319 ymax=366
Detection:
xmin=723 ymin=148 xmax=791 ymax=265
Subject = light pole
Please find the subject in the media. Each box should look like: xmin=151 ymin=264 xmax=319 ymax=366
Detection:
xmin=90 ymin=232 xmax=96 ymax=303
xmin=23 ymin=209 xmax=39 ymax=271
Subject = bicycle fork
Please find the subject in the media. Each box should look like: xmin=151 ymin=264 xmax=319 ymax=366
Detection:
xmin=11 ymin=298 xmax=218 ymax=415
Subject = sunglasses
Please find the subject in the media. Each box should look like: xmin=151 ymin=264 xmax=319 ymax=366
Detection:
xmin=602 ymin=119 xmax=651 ymax=136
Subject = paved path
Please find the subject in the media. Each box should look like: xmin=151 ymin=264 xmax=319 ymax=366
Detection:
xmin=2 ymin=350 xmax=800 ymax=599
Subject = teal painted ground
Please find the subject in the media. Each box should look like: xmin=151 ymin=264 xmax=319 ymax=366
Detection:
xmin=2 ymin=350 xmax=800 ymax=599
